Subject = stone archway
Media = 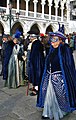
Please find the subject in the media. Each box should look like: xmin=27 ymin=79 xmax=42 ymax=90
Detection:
xmin=11 ymin=22 xmax=23 ymax=35
xmin=46 ymin=25 xmax=53 ymax=34
xmin=30 ymin=23 xmax=40 ymax=33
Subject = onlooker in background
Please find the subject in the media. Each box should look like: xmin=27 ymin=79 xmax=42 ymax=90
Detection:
xmin=65 ymin=34 xmax=69 ymax=44
xmin=24 ymin=35 xmax=30 ymax=51
xmin=0 ymin=34 xmax=14 ymax=79
xmin=69 ymin=34 xmax=74 ymax=53
xmin=1 ymin=34 xmax=8 ymax=77
xmin=39 ymin=33 xmax=48 ymax=57
xmin=18 ymin=35 xmax=27 ymax=81
xmin=0 ymin=35 xmax=6 ymax=76
xmin=72 ymin=32 xmax=76 ymax=50
xmin=23 ymin=35 xmax=30 ymax=80
xmin=40 ymin=33 xmax=50 ymax=56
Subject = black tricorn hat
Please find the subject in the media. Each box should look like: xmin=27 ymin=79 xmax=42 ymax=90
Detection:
xmin=27 ymin=30 xmax=39 ymax=35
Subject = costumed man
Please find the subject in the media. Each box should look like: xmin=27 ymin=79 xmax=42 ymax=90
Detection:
xmin=37 ymin=31 xmax=76 ymax=120
xmin=2 ymin=34 xmax=14 ymax=81
xmin=27 ymin=30 xmax=45 ymax=96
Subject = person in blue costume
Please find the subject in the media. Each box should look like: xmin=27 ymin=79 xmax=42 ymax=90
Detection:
xmin=27 ymin=30 xmax=45 ymax=96
xmin=36 ymin=31 xmax=76 ymax=120
xmin=2 ymin=34 xmax=14 ymax=81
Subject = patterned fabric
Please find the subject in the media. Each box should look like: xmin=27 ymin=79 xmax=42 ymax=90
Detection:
xmin=42 ymin=76 xmax=67 ymax=120
xmin=51 ymin=71 xmax=70 ymax=112
xmin=37 ymin=70 xmax=71 ymax=112
xmin=38 ymin=71 xmax=49 ymax=107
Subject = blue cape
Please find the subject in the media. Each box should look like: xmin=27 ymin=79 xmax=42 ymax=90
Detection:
xmin=37 ymin=43 xmax=76 ymax=112
xmin=28 ymin=40 xmax=45 ymax=86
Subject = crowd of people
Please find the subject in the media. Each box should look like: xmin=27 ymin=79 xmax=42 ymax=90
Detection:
xmin=0 ymin=30 xmax=76 ymax=120
xmin=65 ymin=32 xmax=76 ymax=52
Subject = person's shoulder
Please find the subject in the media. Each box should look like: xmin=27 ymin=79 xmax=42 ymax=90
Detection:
xmin=34 ymin=39 xmax=39 ymax=42
xmin=32 ymin=40 xmax=40 ymax=45
xmin=60 ymin=43 xmax=70 ymax=54
xmin=64 ymin=43 xmax=69 ymax=47
xmin=8 ymin=40 xmax=15 ymax=46
xmin=61 ymin=43 xmax=70 ymax=49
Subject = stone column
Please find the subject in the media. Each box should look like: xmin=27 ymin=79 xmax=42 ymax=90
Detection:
xmin=16 ymin=0 xmax=19 ymax=13
xmin=6 ymin=0 xmax=10 ymax=14
xmin=55 ymin=4 xmax=58 ymax=21
xmin=25 ymin=0 xmax=30 ymax=17
xmin=41 ymin=1 xmax=45 ymax=19
xmin=66 ymin=2 xmax=70 ymax=22
xmin=33 ymin=0 xmax=38 ymax=18
xmin=48 ymin=3 xmax=52 ymax=20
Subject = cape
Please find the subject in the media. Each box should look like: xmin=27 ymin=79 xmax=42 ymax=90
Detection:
xmin=37 ymin=43 xmax=76 ymax=112
xmin=28 ymin=40 xmax=45 ymax=86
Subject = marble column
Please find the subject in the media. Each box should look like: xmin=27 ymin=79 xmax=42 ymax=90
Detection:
xmin=66 ymin=3 xmax=70 ymax=22
xmin=41 ymin=1 xmax=45 ymax=19
xmin=6 ymin=0 xmax=10 ymax=14
xmin=25 ymin=0 xmax=30 ymax=17
xmin=48 ymin=3 xmax=52 ymax=20
xmin=16 ymin=0 xmax=19 ymax=13
xmin=55 ymin=5 xmax=58 ymax=21
xmin=33 ymin=0 xmax=38 ymax=18
xmin=61 ymin=3 xmax=64 ymax=22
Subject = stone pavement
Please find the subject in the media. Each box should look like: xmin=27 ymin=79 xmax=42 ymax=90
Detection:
xmin=0 ymin=50 xmax=76 ymax=120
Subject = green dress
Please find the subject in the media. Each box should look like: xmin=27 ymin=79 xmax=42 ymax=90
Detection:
xmin=6 ymin=44 xmax=24 ymax=88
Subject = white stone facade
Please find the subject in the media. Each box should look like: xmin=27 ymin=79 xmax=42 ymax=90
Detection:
xmin=0 ymin=0 xmax=74 ymax=36
xmin=69 ymin=0 xmax=76 ymax=33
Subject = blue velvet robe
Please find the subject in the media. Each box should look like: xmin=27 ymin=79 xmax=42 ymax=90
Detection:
xmin=28 ymin=39 xmax=45 ymax=86
xmin=3 ymin=41 xmax=14 ymax=80
xmin=37 ymin=43 xmax=76 ymax=112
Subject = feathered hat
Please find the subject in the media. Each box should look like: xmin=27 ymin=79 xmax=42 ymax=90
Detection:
xmin=49 ymin=31 xmax=66 ymax=42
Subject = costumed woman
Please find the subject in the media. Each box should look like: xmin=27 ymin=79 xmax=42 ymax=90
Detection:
xmin=37 ymin=31 xmax=76 ymax=120
xmin=6 ymin=38 xmax=24 ymax=88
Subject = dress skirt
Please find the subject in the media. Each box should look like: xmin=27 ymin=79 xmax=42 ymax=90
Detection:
xmin=5 ymin=43 xmax=25 ymax=88
xmin=42 ymin=71 xmax=67 ymax=120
